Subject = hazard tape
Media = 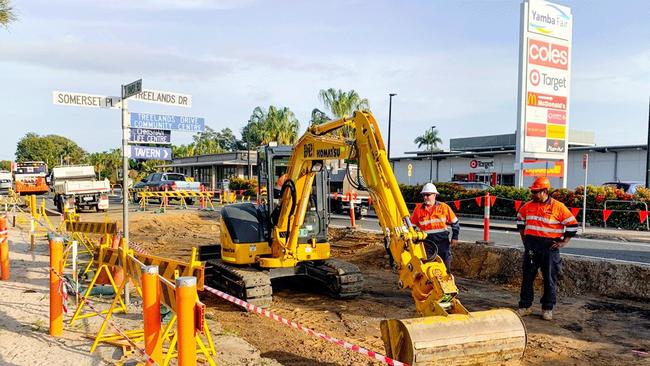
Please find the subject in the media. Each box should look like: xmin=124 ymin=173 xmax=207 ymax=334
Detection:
xmin=137 ymin=191 xmax=213 ymax=198
xmin=203 ymin=285 xmax=408 ymax=366
xmin=49 ymin=267 xmax=158 ymax=365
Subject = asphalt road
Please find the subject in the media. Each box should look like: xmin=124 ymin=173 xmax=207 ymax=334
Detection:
xmin=329 ymin=214 xmax=650 ymax=265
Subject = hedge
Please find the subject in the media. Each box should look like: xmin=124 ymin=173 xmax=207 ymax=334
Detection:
xmin=399 ymin=183 xmax=650 ymax=231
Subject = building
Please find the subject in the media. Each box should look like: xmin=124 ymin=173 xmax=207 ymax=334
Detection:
xmin=390 ymin=131 xmax=648 ymax=188
xmin=162 ymin=150 xmax=257 ymax=189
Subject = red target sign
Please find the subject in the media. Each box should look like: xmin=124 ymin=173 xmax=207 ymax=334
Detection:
xmin=529 ymin=69 xmax=540 ymax=86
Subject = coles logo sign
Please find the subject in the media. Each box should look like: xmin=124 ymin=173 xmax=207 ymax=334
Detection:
xmin=528 ymin=38 xmax=568 ymax=70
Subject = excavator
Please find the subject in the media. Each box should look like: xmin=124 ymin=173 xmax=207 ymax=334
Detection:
xmin=200 ymin=111 xmax=526 ymax=365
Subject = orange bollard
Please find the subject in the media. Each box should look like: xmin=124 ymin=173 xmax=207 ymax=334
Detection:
xmin=176 ymin=276 xmax=197 ymax=366
xmin=348 ymin=193 xmax=356 ymax=228
xmin=143 ymin=265 xmax=163 ymax=365
xmin=0 ymin=215 xmax=9 ymax=280
xmin=49 ymin=235 xmax=64 ymax=336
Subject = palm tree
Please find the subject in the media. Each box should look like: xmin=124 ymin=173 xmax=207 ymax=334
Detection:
xmin=243 ymin=106 xmax=300 ymax=146
xmin=318 ymin=88 xmax=370 ymax=138
xmin=414 ymin=128 xmax=443 ymax=152
xmin=310 ymin=108 xmax=331 ymax=126
xmin=0 ymin=0 xmax=16 ymax=28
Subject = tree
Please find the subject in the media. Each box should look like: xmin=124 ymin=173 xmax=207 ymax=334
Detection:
xmin=15 ymin=133 xmax=87 ymax=168
xmin=0 ymin=160 xmax=11 ymax=171
xmin=318 ymin=88 xmax=370 ymax=138
xmin=0 ymin=0 xmax=16 ymax=28
xmin=414 ymin=128 xmax=443 ymax=152
xmin=242 ymin=106 xmax=300 ymax=146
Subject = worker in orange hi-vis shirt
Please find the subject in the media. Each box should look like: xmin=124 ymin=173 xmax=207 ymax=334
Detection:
xmin=516 ymin=177 xmax=578 ymax=321
xmin=410 ymin=183 xmax=460 ymax=271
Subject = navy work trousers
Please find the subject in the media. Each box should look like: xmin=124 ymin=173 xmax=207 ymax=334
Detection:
xmin=424 ymin=234 xmax=451 ymax=271
xmin=519 ymin=235 xmax=561 ymax=311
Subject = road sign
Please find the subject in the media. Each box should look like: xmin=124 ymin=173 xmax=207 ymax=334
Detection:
xmin=407 ymin=163 xmax=413 ymax=177
xmin=123 ymin=79 xmax=143 ymax=99
xmin=130 ymin=88 xmax=192 ymax=108
xmin=129 ymin=128 xmax=171 ymax=144
xmin=130 ymin=112 xmax=205 ymax=132
xmin=130 ymin=145 xmax=172 ymax=160
xmin=53 ymin=91 xmax=120 ymax=109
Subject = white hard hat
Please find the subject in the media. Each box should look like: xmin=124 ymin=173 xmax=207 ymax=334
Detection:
xmin=421 ymin=183 xmax=439 ymax=195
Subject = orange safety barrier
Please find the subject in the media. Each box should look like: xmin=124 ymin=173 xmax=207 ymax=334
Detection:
xmin=95 ymin=234 xmax=125 ymax=286
xmin=176 ymin=277 xmax=197 ymax=366
xmin=143 ymin=265 xmax=163 ymax=365
xmin=0 ymin=215 xmax=9 ymax=280
xmin=49 ymin=235 xmax=64 ymax=336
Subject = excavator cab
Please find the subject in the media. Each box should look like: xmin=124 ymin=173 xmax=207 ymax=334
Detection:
xmin=199 ymin=144 xmax=363 ymax=307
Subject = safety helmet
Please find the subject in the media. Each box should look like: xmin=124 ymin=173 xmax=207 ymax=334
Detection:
xmin=421 ymin=183 xmax=439 ymax=195
xmin=529 ymin=177 xmax=551 ymax=191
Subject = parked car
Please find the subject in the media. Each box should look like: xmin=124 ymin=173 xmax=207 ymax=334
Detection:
xmin=602 ymin=181 xmax=645 ymax=194
xmin=450 ymin=181 xmax=491 ymax=191
xmin=132 ymin=172 xmax=201 ymax=204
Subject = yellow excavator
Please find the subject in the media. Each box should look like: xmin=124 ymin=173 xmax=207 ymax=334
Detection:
xmin=200 ymin=111 xmax=526 ymax=365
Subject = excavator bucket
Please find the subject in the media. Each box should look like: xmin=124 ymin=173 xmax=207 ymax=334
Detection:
xmin=380 ymin=309 xmax=526 ymax=365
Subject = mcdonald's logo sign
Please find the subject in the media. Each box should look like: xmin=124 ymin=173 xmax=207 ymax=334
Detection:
xmin=528 ymin=92 xmax=538 ymax=106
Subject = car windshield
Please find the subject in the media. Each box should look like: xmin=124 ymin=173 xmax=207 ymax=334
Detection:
xmin=166 ymin=174 xmax=186 ymax=181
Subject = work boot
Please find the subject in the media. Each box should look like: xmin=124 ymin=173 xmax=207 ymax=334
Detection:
xmin=517 ymin=307 xmax=532 ymax=317
xmin=542 ymin=310 xmax=553 ymax=321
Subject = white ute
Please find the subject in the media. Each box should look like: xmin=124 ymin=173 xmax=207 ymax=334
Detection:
xmin=51 ymin=165 xmax=111 ymax=212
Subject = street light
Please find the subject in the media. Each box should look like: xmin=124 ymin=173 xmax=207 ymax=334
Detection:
xmin=429 ymin=125 xmax=437 ymax=182
xmin=387 ymin=93 xmax=397 ymax=160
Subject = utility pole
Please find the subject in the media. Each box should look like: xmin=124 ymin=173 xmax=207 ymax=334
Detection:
xmin=646 ymin=96 xmax=650 ymax=188
xmin=429 ymin=125 xmax=436 ymax=182
xmin=387 ymin=93 xmax=397 ymax=160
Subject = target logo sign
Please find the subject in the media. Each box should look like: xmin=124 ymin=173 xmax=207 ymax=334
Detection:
xmin=469 ymin=159 xmax=478 ymax=168
xmin=529 ymin=69 xmax=540 ymax=86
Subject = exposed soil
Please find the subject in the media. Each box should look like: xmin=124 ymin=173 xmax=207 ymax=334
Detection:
xmin=98 ymin=210 xmax=650 ymax=365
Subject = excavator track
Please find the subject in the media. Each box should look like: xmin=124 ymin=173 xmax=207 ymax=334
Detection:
xmin=303 ymin=258 xmax=364 ymax=299
xmin=205 ymin=259 xmax=273 ymax=308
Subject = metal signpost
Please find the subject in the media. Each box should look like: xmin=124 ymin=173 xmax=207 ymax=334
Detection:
xmin=582 ymin=153 xmax=589 ymax=233
xmin=515 ymin=0 xmax=573 ymax=188
xmin=52 ymin=81 xmax=202 ymax=306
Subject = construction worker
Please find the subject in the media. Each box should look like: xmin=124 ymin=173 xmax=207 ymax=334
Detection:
xmin=410 ymin=183 xmax=460 ymax=270
xmin=516 ymin=177 xmax=578 ymax=321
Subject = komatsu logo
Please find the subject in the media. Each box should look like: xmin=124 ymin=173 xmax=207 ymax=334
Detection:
xmin=316 ymin=148 xmax=341 ymax=158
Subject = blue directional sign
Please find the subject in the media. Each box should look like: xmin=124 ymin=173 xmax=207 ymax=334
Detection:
xmin=129 ymin=128 xmax=171 ymax=144
xmin=130 ymin=145 xmax=172 ymax=161
xmin=130 ymin=112 xmax=205 ymax=132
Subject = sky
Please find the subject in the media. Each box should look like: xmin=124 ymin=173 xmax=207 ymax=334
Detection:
xmin=0 ymin=0 xmax=648 ymax=161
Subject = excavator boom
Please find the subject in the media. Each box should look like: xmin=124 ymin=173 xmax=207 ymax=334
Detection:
xmin=274 ymin=111 xmax=526 ymax=365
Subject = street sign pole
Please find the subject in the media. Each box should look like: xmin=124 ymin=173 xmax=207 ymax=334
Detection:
xmin=582 ymin=153 xmax=588 ymax=234
xmin=121 ymin=84 xmax=130 ymax=305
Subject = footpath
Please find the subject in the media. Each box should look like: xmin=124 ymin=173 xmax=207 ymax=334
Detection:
xmin=0 ymin=224 xmax=281 ymax=366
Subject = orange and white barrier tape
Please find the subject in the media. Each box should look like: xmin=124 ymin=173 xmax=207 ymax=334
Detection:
xmin=203 ymin=285 xmax=408 ymax=366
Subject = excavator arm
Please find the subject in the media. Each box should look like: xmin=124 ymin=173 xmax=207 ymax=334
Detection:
xmin=269 ymin=111 xmax=526 ymax=365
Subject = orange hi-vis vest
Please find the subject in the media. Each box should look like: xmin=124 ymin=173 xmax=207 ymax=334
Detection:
xmin=517 ymin=198 xmax=578 ymax=239
xmin=410 ymin=202 xmax=459 ymax=238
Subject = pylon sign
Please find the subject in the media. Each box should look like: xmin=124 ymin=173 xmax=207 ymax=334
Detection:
xmin=515 ymin=0 xmax=572 ymax=188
